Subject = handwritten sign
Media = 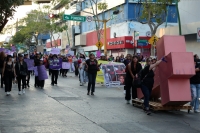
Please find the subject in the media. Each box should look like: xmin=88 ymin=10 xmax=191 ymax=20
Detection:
xmin=51 ymin=48 xmax=60 ymax=55
xmin=62 ymin=62 xmax=70 ymax=69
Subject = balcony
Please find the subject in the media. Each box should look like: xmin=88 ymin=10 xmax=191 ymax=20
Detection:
xmin=24 ymin=0 xmax=52 ymax=5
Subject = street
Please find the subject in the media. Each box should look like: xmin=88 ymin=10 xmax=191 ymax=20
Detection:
xmin=0 ymin=73 xmax=200 ymax=133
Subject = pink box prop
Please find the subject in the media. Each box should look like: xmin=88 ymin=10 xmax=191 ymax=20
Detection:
xmin=154 ymin=35 xmax=195 ymax=105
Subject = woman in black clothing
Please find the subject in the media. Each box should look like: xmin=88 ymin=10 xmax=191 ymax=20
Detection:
xmin=62 ymin=56 xmax=69 ymax=77
xmin=141 ymin=57 xmax=164 ymax=115
xmin=2 ymin=55 xmax=16 ymax=95
xmin=125 ymin=56 xmax=142 ymax=103
xmin=15 ymin=55 xmax=28 ymax=95
xmin=85 ymin=53 xmax=100 ymax=95
xmin=0 ymin=52 xmax=5 ymax=88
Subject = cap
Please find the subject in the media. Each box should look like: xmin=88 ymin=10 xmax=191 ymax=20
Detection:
xmin=100 ymin=53 xmax=105 ymax=56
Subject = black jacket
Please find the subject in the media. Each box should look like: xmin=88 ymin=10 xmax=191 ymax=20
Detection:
xmin=190 ymin=63 xmax=200 ymax=84
xmin=15 ymin=61 xmax=28 ymax=76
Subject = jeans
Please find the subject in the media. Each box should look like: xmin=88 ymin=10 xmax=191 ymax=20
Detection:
xmin=141 ymin=84 xmax=152 ymax=109
xmin=87 ymin=72 xmax=97 ymax=92
xmin=190 ymin=84 xmax=200 ymax=111
xmin=79 ymin=68 xmax=86 ymax=83
xmin=51 ymin=70 xmax=59 ymax=85
xmin=17 ymin=75 xmax=26 ymax=91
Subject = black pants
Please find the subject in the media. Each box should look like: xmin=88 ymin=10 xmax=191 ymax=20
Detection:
xmin=51 ymin=70 xmax=58 ymax=85
xmin=62 ymin=69 xmax=68 ymax=76
xmin=60 ymin=69 xmax=62 ymax=75
xmin=87 ymin=72 xmax=97 ymax=93
xmin=4 ymin=73 xmax=13 ymax=92
xmin=38 ymin=80 xmax=45 ymax=88
xmin=35 ymin=76 xmax=39 ymax=87
xmin=74 ymin=64 xmax=79 ymax=76
xmin=26 ymin=71 xmax=31 ymax=86
xmin=125 ymin=77 xmax=137 ymax=100
xmin=17 ymin=75 xmax=26 ymax=91
xmin=49 ymin=69 xmax=52 ymax=75
xmin=1 ymin=73 xmax=4 ymax=88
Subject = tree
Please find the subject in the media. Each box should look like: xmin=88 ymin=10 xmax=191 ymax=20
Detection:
xmin=138 ymin=0 xmax=175 ymax=35
xmin=0 ymin=0 xmax=24 ymax=32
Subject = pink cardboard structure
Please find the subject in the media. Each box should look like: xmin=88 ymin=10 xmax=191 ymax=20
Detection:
xmin=155 ymin=35 xmax=195 ymax=105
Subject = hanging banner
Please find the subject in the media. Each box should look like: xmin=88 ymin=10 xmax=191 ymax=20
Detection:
xmin=38 ymin=65 xmax=48 ymax=80
xmin=24 ymin=59 xmax=34 ymax=70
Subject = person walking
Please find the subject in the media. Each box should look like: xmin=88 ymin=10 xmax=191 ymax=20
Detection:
xmin=15 ymin=54 xmax=28 ymax=95
xmin=190 ymin=58 xmax=200 ymax=113
xmin=85 ymin=53 xmax=99 ymax=95
xmin=62 ymin=56 xmax=69 ymax=77
xmin=2 ymin=55 xmax=16 ymax=95
xmin=34 ymin=52 xmax=40 ymax=87
xmin=140 ymin=57 xmax=165 ymax=115
xmin=125 ymin=56 xmax=142 ymax=103
xmin=0 ymin=52 xmax=5 ymax=88
xmin=78 ymin=54 xmax=86 ymax=86
xmin=50 ymin=54 xmax=60 ymax=86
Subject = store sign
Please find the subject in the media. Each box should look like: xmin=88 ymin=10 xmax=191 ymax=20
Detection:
xmin=108 ymin=40 xmax=124 ymax=45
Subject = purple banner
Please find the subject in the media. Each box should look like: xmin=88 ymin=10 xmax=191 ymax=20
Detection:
xmin=38 ymin=65 xmax=48 ymax=80
xmin=96 ymin=51 xmax=101 ymax=58
xmin=24 ymin=59 xmax=34 ymax=70
xmin=33 ymin=67 xmax=38 ymax=76
xmin=62 ymin=62 xmax=70 ymax=69
xmin=0 ymin=48 xmax=5 ymax=52
xmin=49 ymin=59 xmax=62 ymax=69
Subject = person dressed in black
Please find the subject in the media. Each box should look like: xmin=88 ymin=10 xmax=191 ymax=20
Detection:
xmin=48 ymin=54 xmax=53 ymax=76
xmin=50 ymin=54 xmax=60 ymax=86
xmin=34 ymin=52 xmax=40 ymax=87
xmin=2 ymin=55 xmax=16 ymax=95
xmin=85 ymin=53 xmax=100 ymax=95
xmin=0 ymin=52 xmax=6 ymax=88
xmin=62 ymin=56 xmax=69 ymax=77
xmin=15 ymin=54 xmax=28 ymax=95
xmin=141 ymin=57 xmax=165 ymax=115
xmin=125 ymin=56 xmax=142 ymax=104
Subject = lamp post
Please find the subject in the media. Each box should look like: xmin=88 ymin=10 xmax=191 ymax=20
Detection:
xmin=94 ymin=10 xmax=122 ymax=56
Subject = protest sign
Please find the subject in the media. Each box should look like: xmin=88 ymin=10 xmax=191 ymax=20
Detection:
xmin=38 ymin=65 xmax=48 ymax=80
xmin=49 ymin=59 xmax=62 ymax=69
xmin=0 ymin=48 xmax=5 ymax=52
xmin=96 ymin=51 xmax=101 ymax=58
xmin=68 ymin=50 xmax=74 ymax=56
xmin=62 ymin=62 xmax=70 ymax=69
xmin=37 ymin=46 xmax=44 ymax=54
xmin=33 ymin=67 xmax=38 ymax=76
xmin=24 ymin=59 xmax=34 ymax=70
xmin=51 ymin=48 xmax=60 ymax=55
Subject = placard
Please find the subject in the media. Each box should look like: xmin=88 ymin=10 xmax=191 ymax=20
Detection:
xmin=62 ymin=62 xmax=70 ymax=69
xmin=38 ymin=65 xmax=48 ymax=80
xmin=24 ymin=59 xmax=34 ymax=70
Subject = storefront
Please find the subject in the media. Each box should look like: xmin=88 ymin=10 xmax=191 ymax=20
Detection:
xmin=107 ymin=36 xmax=151 ymax=57
xmin=46 ymin=39 xmax=62 ymax=52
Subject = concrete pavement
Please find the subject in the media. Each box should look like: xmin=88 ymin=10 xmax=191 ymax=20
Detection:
xmin=0 ymin=73 xmax=200 ymax=133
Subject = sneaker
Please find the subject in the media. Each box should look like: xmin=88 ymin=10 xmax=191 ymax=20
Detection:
xmin=8 ymin=92 xmax=10 ymax=95
xmin=126 ymin=100 xmax=131 ymax=104
xmin=146 ymin=110 xmax=151 ymax=115
xmin=18 ymin=91 xmax=22 ymax=95
xmin=22 ymin=89 xmax=25 ymax=94
xmin=91 ymin=92 xmax=94 ymax=95
xmin=80 ymin=83 xmax=83 ymax=86
xmin=194 ymin=110 xmax=200 ymax=113
xmin=6 ymin=92 xmax=9 ymax=95
xmin=87 ymin=92 xmax=89 ymax=95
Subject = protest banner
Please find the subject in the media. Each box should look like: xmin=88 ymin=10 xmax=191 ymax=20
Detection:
xmin=51 ymin=48 xmax=60 ymax=55
xmin=24 ymin=59 xmax=34 ymax=70
xmin=38 ymin=65 xmax=48 ymax=80
xmin=62 ymin=62 xmax=70 ymax=69
xmin=33 ymin=67 xmax=38 ymax=76
xmin=49 ymin=59 xmax=62 ymax=69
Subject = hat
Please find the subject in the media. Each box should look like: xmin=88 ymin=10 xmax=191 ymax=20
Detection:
xmin=100 ymin=53 xmax=105 ymax=56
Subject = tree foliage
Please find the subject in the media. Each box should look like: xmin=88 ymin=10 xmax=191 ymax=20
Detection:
xmin=0 ymin=0 xmax=24 ymax=32
xmin=138 ymin=0 xmax=175 ymax=35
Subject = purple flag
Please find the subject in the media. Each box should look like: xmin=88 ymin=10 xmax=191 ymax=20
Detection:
xmin=33 ymin=67 xmax=38 ymax=76
xmin=24 ymin=59 xmax=34 ymax=70
xmin=96 ymin=51 xmax=101 ymax=58
xmin=38 ymin=65 xmax=48 ymax=80
xmin=49 ymin=59 xmax=62 ymax=69
xmin=62 ymin=62 xmax=70 ymax=69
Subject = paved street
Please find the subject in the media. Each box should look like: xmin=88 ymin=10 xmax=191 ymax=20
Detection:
xmin=0 ymin=73 xmax=200 ymax=133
